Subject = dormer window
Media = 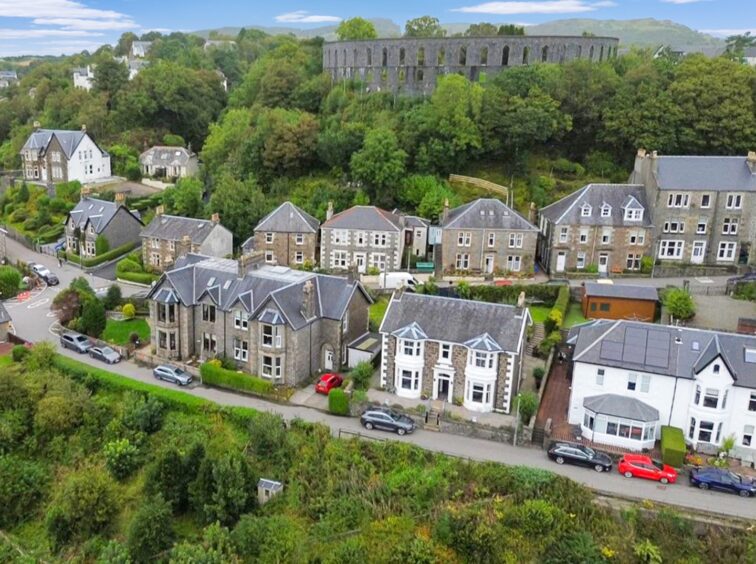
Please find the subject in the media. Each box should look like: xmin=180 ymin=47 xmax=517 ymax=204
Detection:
xmin=624 ymin=208 xmax=643 ymax=221
xmin=713 ymin=363 xmax=720 ymax=374
xmin=600 ymin=204 xmax=611 ymax=217
xmin=581 ymin=204 xmax=592 ymax=217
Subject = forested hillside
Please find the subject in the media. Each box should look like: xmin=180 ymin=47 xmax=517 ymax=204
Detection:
xmin=1 ymin=28 xmax=755 ymax=244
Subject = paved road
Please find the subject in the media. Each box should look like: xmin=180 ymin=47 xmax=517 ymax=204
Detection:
xmin=5 ymin=239 xmax=756 ymax=520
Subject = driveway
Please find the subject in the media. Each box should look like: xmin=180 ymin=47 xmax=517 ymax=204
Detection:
xmin=691 ymin=294 xmax=756 ymax=332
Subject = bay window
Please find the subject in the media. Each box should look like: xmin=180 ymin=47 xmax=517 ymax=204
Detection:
xmin=261 ymin=355 xmax=282 ymax=380
xmin=470 ymin=351 xmax=495 ymax=370
xmin=400 ymin=339 xmax=421 ymax=357
xmin=399 ymin=369 xmax=419 ymax=391
xmin=703 ymin=388 xmax=719 ymax=409
xmin=262 ymin=325 xmax=282 ymax=348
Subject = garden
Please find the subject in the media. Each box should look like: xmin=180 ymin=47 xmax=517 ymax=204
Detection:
xmin=0 ymin=181 xmax=78 ymax=245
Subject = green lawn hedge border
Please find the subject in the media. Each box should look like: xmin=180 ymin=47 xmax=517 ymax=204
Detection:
xmin=117 ymin=271 xmax=159 ymax=285
xmin=328 ymin=388 xmax=350 ymax=415
xmin=660 ymin=425 xmax=686 ymax=468
xmin=64 ymin=241 xmax=138 ymax=268
xmin=199 ymin=362 xmax=275 ymax=397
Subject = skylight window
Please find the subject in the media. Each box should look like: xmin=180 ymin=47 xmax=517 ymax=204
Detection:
xmin=207 ymin=277 xmax=216 ymax=287
xmin=223 ymin=280 xmax=232 ymax=290
xmin=746 ymin=348 xmax=756 ymax=364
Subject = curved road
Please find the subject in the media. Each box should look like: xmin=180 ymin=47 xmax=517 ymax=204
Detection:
xmin=4 ymin=237 xmax=756 ymax=521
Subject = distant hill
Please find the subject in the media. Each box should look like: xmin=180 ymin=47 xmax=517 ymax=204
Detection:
xmin=195 ymin=17 xmax=724 ymax=51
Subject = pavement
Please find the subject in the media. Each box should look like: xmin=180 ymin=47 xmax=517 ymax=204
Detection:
xmin=4 ymin=238 xmax=756 ymax=521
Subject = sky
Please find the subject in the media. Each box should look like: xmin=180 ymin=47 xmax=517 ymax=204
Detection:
xmin=0 ymin=0 xmax=754 ymax=57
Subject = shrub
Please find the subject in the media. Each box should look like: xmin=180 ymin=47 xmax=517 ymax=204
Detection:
xmin=97 ymin=541 xmax=131 ymax=564
xmin=544 ymin=531 xmax=603 ymax=564
xmin=95 ymin=235 xmax=110 ymax=255
xmin=367 ymin=266 xmax=380 ymax=275
xmin=125 ymin=162 xmax=142 ymax=181
xmin=127 ymin=496 xmax=174 ymax=562
xmin=0 ymin=265 xmax=21 ymax=299
xmin=122 ymin=393 xmax=165 ymax=434
xmin=350 ymin=361 xmax=374 ymax=390
xmin=200 ymin=363 xmax=275 ymax=396
xmin=11 ymin=344 xmax=29 ymax=362
xmin=119 ymin=271 xmax=158 ymax=285
xmin=80 ymin=298 xmax=107 ymax=338
xmin=660 ymin=426 xmax=685 ymax=468
xmin=328 ymin=388 xmax=350 ymax=415
xmin=34 ymin=394 xmax=84 ymax=438
xmin=103 ymin=285 xmax=122 ymax=310
xmin=122 ymin=303 xmax=136 ymax=319
xmin=533 ymin=367 xmax=545 ymax=388
xmin=26 ymin=341 xmax=57 ymax=371
xmin=538 ymin=330 xmax=562 ymax=357
xmin=517 ymin=391 xmax=539 ymax=424
xmin=662 ymin=288 xmax=695 ymax=321
xmin=0 ymin=455 xmax=48 ymax=528
xmin=544 ymin=309 xmax=563 ymax=333
xmin=640 ymin=255 xmax=654 ymax=274
xmin=116 ymin=257 xmax=143 ymax=274
xmin=189 ymin=451 xmax=257 ymax=525
xmin=63 ymin=241 xmax=138 ymax=267
xmin=104 ymin=438 xmax=140 ymax=480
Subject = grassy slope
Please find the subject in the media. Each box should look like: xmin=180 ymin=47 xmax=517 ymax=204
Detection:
xmin=369 ymin=297 xmax=390 ymax=330
xmin=102 ymin=318 xmax=151 ymax=345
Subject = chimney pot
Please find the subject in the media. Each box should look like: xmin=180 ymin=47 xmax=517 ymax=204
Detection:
xmin=442 ymin=198 xmax=450 ymax=222
xmin=636 ymin=148 xmax=646 ymax=158
xmin=211 ymin=212 xmax=220 ymax=223
xmin=156 ymin=205 xmax=165 ymax=216
xmin=326 ymin=201 xmax=334 ymax=221
xmin=114 ymin=192 xmax=126 ymax=204
xmin=651 ymin=150 xmax=658 ymax=159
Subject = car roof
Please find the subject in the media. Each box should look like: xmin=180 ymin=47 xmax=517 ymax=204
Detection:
xmin=621 ymin=454 xmax=651 ymax=462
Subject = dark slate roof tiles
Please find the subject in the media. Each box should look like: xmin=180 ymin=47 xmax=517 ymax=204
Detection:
xmin=442 ymin=198 xmax=537 ymax=231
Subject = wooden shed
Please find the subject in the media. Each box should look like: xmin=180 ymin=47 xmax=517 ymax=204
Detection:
xmin=581 ymin=282 xmax=658 ymax=322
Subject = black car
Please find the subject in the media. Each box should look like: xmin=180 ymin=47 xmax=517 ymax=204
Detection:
xmin=360 ymin=408 xmax=416 ymax=436
xmin=689 ymin=467 xmax=756 ymax=497
xmin=29 ymin=263 xmax=59 ymax=285
xmin=547 ymin=442 xmax=613 ymax=473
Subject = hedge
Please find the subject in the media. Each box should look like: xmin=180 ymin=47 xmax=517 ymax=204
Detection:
xmin=64 ymin=241 xmax=138 ymax=268
xmin=660 ymin=426 xmax=686 ymax=468
xmin=470 ymin=284 xmax=561 ymax=307
xmin=544 ymin=285 xmax=570 ymax=333
xmin=118 ymin=271 xmax=158 ymax=285
xmin=199 ymin=362 xmax=275 ymax=397
xmin=328 ymin=388 xmax=350 ymax=416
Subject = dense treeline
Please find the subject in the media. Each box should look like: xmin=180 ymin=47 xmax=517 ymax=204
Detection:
xmin=1 ymin=346 xmax=754 ymax=562
xmin=1 ymin=27 xmax=755 ymax=242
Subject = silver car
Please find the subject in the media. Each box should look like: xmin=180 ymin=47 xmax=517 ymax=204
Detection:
xmin=153 ymin=365 xmax=192 ymax=386
xmin=60 ymin=332 xmax=92 ymax=353
xmin=89 ymin=346 xmax=122 ymax=364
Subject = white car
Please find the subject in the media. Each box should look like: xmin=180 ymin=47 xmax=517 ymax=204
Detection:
xmin=29 ymin=263 xmax=59 ymax=285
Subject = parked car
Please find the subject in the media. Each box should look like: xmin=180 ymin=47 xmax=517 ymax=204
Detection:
xmin=727 ymin=272 xmax=756 ymax=285
xmin=360 ymin=408 xmax=416 ymax=436
xmin=315 ymin=373 xmax=343 ymax=395
xmin=378 ymin=272 xmax=419 ymax=290
xmin=29 ymin=263 xmax=59 ymax=285
xmin=689 ymin=467 xmax=756 ymax=497
xmin=59 ymin=332 xmax=92 ymax=353
xmin=547 ymin=442 xmax=613 ymax=473
xmin=153 ymin=365 xmax=193 ymax=386
xmin=88 ymin=346 xmax=122 ymax=364
xmin=618 ymin=454 xmax=677 ymax=484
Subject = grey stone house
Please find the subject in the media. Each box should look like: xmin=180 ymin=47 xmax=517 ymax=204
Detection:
xmin=139 ymin=146 xmax=199 ymax=179
xmin=401 ymin=214 xmax=430 ymax=259
xmin=379 ymin=291 xmax=530 ymax=413
xmin=140 ymin=207 xmax=233 ymax=272
xmin=630 ymin=150 xmax=756 ymax=267
xmin=441 ymin=198 xmax=538 ymax=275
xmin=243 ymin=201 xmax=319 ymax=267
xmin=538 ymin=184 xmax=654 ymax=275
xmin=146 ymin=255 xmax=372 ymax=385
xmin=320 ymin=205 xmax=405 ymax=273
xmin=64 ymin=193 xmax=143 ymax=257
xmin=0 ymin=302 xmax=11 ymax=342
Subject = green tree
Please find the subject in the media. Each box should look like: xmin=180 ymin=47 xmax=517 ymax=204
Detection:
xmin=0 ymin=455 xmax=48 ymax=528
xmin=405 ymin=16 xmax=446 ymax=37
xmin=350 ymin=128 xmax=407 ymax=204
xmin=417 ymin=180 xmax=461 ymax=221
xmin=200 ymin=108 xmax=253 ymax=177
xmin=498 ymin=24 xmax=525 ymax=35
xmin=115 ymin=32 xmax=139 ymax=56
xmin=464 ymin=23 xmax=498 ymax=36
xmin=146 ymin=443 xmax=205 ymax=513
xmin=164 ymin=176 xmax=205 ymax=217
xmin=350 ymin=361 xmax=374 ymax=390
xmin=15 ymin=182 xmax=30 ymax=203
xmin=517 ymin=391 xmax=539 ymax=424
xmin=725 ymin=31 xmax=755 ymax=60
xmin=190 ymin=451 xmax=256 ymax=525
xmin=98 ymin=541 xmax=132 ymax=564
xmin=662 ymin=288 xmax=695 ymax=321
xmin=127 ymin=496 xmax=175 ymax=562
xmin=247 ymin=413 xmax=290 ymax=467
xmin=93 ymin=59 xmax=129 ymax=100
xmin=336 ymin=17 xmax=378 ymax=41
xmin=163 ymin=133 xmax=186 ymax=146
xmin=169 ymin=522 xmax=239 ymax=563
xmin=0 ymin=266 xmax=21 ymax=299
xmin=103 ymin=284 xmax=122 ymax=310
xmin=232 ymin=515 xmax=304 ymax=563
xmin=209 ymin=174 xmax=268 ymax=242
xmin=80 ymin=297 xmax=107 ymax=338
xmin=104 ymin=438 xmax=140 ymax=480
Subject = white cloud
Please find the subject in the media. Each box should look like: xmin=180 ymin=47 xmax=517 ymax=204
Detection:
xmin=0 ymin=0 xmax=126 ymax=20
xmin=275 ymin=11 xmax=342 ymax=23
xmin=32 ymin=17 xmax=137 ymax=31
xmin=0 ymin=39 xmax=105 ymax=56
xmin=451 ymin=1 xmax=614 ymax=14
xmin=0 ymin=28 xmax=101 ymax=39
xmin=661 ymin=0 xmax=707 ymax=4
xmin=700 ymin=28 xmax=756 ymax=37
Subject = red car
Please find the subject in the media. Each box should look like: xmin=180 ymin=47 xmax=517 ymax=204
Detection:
xmin=315 ymin=373 xmax=343 ymax=395
xmin=618 ymin=454 xmax=677 ymax=484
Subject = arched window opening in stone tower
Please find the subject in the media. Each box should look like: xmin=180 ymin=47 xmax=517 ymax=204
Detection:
xmin=541 ymin=45 xmax=548 ymax=62
xmin=416 ymin=68 xmax=424 ymax=82
xmin=480 ymin=46 xmax=488 ymax=66
xmin=367 ymin=48 xmax=372 ymax=66
xmin=522 ymin=46 xmax=529 ymax=65
xmin=577 ymin=45 xmax=582 ymax=59
xmin=438 ymin=48 xmax=446 ymax=66
xmin=382 ymin=47 xmax=388 ymax=67
xmin=334 ymin=50 xmax=338 ymax=66
xmin=399 ymin=47 xmax=406 ymax=65
xmin=501 ymin=45 xmax=509 ymax=66
xmin=353 ymin=49 xmax=357 ymax=66
xmin=459 ymin=45 xmax=467 ymax=65
xmin=343 ymin=49 xmax=347 ymax=65
xmin=399 ymin=68 xmax=406 ymax=84
xmin=599 ymin=45 xmax=604 ymax=62
xmin=417 ymin=46 xmax=425 ymax=65
xmin=589 ymin=45 xmax=594 ymax=60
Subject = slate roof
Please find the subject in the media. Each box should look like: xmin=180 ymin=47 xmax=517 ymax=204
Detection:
xmin=539 ymin=184 xmax=652 ymax=227
xmin=66 ymin=197 xmax=141 ymax=234
xmin=254 ymin=201 xmax=319 ymax=233
xmin=139 ymin=146 xmax=197 ymax=167
xmin=257 ymin=479 xmax=283 ymax=491
xmin=0 ymin=302 xmax=11 ymax=324
xmin=0 ymin=70 xmax=17 ymax=80
xmin=380 ymin=292 xmax=530 ymax=354
xmin=583 ymin=283 xmax=659 ymax=301
xmin=21 ymin=129 xmax=106 ymax=160
xmin=322 ymin=206 xmax=402 ymax=232
xmin=442 ymin=198 xmax=537 ymax=231
xmin=583 ymin=394 xmax=659 ymax=422
xmin=654 ymin=156 xmax=756 ymax=192
xmin=147 ymin=256 xmax=370 ymax=331
xmin=572 ymin=320 xmax=756 ymax=389
xmin=140 ymin=214 xmax=228 ymax=244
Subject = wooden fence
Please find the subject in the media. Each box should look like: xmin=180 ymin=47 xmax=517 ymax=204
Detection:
xmin=448 ymin=174 xmax=509 ymax=199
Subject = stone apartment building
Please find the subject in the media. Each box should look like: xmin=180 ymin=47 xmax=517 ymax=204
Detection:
xmin=20 ymin=126 xmax=111 ymax=185
xmin=320 ymin=205 xmax=406 ymax=273
xmin=538 ymin=184 xmax=654 ymax=275
xmin=242 ymin=202 xmax=319 ymax=267
xmin=147 ymin=255 xmax=372 ymax=385
xmin=630 ymin=150 xmax=756 ymax=267
xmin=441 ymin=198 xmax=538 ymax=275
xmin=140 ymin=207 xmax=233 ymax=272
xmin=379 ymin=291 xmax=530 ymax=413
xmin=64 ymin=193 xmax=143 ymax=257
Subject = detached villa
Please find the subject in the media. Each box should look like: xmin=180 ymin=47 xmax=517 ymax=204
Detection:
xmin=567 ymin=320 xmax=756 ymax=464
xmin=64 ymin=194 xmax=142 ymax=257
xmin=379 ymin=291 xmax=530 ymax=413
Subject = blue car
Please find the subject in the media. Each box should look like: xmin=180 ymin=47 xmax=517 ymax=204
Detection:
xmin=689 ymin=467 xmax=756 ymax=497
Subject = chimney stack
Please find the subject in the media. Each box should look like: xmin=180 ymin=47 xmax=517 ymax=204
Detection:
xmin=517 ymin=291 xmax=526 ymax=309
xmin=80 ymin=186 xmax=92 ymax=197
xmin=211 ymin=212 xmax=220 ymax=224
xmin=636 ymin=148 xmax=646 ymax=159
xmin=651 ymin=150 xmax=658 ymax=159
xmin=81 ymin=124 xmax=86 ymax=133
xmin=326 ymin=201 xmax=334 ymax=221
xmin=302 ymin=279 xmax=315 ymax=320
xmin=442 ymin=198 xmax=450 ymax=223
xmin=528 ymin=201 xmax=537 ymax=224
xmin=155 ymin=205 xmax=165 ymax=216
xmin=747 ymin=151 xmax=756 ymax=175
xmin=33 ymin=120 xmax=41 ymax=131
xmin=114 ymin=192 xmax=126 ymax=205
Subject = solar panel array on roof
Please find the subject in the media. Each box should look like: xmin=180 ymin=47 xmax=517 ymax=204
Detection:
xmin=645 ymin=330 xmax=670 ymax=368
xmin=600 ymin=340 xmax=623 ymax=361
xmin=622 ymin=326 xmax=647 ymax=363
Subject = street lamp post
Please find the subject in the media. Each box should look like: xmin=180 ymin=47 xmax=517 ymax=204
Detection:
xmin=513 ymin=392 xmax=522 ymax=447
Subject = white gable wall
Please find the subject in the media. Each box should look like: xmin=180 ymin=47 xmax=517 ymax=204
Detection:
xmin=66 ymin=135 xmax=111 ymax=183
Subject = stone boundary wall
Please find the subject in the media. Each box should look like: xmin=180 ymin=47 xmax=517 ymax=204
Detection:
xmin=324 ymin=35 xmax=619 ymax=94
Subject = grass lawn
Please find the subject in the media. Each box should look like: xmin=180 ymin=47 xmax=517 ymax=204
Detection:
xmin=0 ymin=355 xmax=12 ymax=368
xmin=564 ymin=303 xmax=588 ymax=328
xmin=369 ymin=297 xmax=390 ymax=330
xmin=529 ymin=305 xmax=550 ymax=324
xmin=102 ymin=318 xmax=151 ymax=346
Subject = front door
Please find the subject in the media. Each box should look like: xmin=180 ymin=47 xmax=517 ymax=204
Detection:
xmin=435 ymin=375 xmax=452 ymax=402
xmin=324 ymin=349 xmax=334 ymax=370
xmin=355 ymin=253 xmax=366 ymax=274
xmin=484 ymin=254 xmax=495 ymax=274
xmin=556 ymin=251 xmax=566 ymax=273
xmin=691 ymin=241 xmax=705 ymax=264
xmin=598 ymin=253 xmax=609 ymax=274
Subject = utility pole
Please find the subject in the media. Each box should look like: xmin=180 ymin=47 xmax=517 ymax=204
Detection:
xmin=513 ymin=392 xmax=522 ymax=446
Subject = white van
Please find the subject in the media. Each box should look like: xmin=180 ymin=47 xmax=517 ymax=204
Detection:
xmin=379 ymin=272 xmax=419 ymax=290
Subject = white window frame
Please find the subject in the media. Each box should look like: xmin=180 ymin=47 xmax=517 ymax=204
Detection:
xmin=265 ymin=232 xmax=274 ymax=244
xmin=726 ymin=193 xmax=742 ymax=210
xmin=696 ymin=220 xmax=707 ymax=235
xmin=658 ymin=240 xmax=684 ymax=260
xmin=233 ymin=338 xmax=249 ymax=361
xmin=332 ymin=250 xmax=348 ymax=269
xmin=576 ymin=252 xmax=586 ymax=269
xmin=624 ymin=208 xmax=643 ymax=221
xmin=579 ymin=229 xmax=588 ymax=244
xmin=400 ymin=339 xmax=421 ymax=357
xmin=581 ymin=204 xmax=592 ymax=217
xmin=700 ymin=194 xmax=711 ymax=209
xmin=265 ymin=251 xmax=275 ymax=264
xmin=455 ymin=253 xmax=469 ymax=270
xmin=295 ymin=233 xmax=304 ymax=245
xmin=506 ymin=255 xmax=521 ymax=272
xmin=596 ymin=368 xmax=605 ymax=386
xmin=440 ymin=343 xmax=451 ymax=362
xmin=487 ymin=233 xmax=495 ymax=247
xmin=457 ymin=232 xmax=471 ymax=247
xmin=294 ymin=251 xmax=304 ymax=264
xmin=372 ymin=232 xmax=388 ymax=247
xmin=558 ymin=227 xmax=568 ymax=243
xmin=667 ymin=193 xmax=690 ymax=208
xmin=600 ymin=204 xmax=611 ymax=217
xmin=722 ymin=217 xmax=739 ymax=235
xmin=717 ymin=242 xmax=736 ymax=262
